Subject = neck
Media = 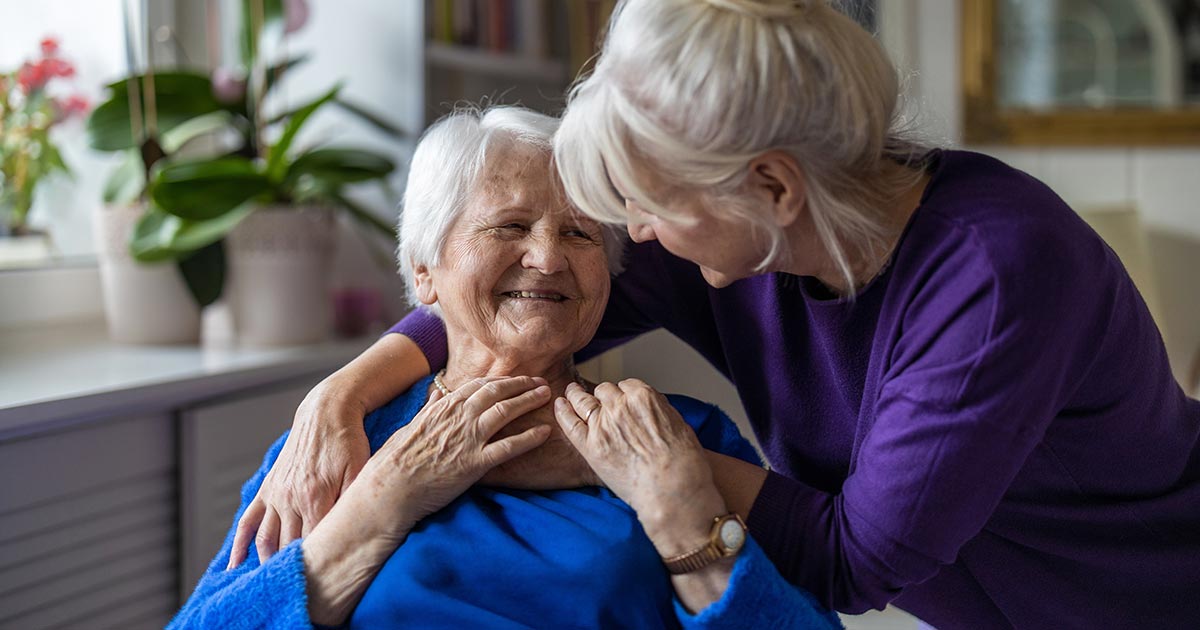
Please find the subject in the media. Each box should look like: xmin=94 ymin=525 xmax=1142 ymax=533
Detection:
xmin=440 ymin=335 xmax=581 ymax=395
xmin=787 ymin=166 xmax=930 ymax=297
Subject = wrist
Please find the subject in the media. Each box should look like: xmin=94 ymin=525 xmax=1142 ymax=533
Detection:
xmin=636 ymin=487 xmax=728 ymax=557
xmin=308 ymin=375 xmax=369 ymax=426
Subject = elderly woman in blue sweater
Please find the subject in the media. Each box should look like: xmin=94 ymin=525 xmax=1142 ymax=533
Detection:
xmin=170 ymin=107 xmax=840 ymax=629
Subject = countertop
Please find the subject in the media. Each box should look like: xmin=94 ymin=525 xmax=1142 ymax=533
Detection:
xmin=0 ymin=320 xmax=372 ymax=438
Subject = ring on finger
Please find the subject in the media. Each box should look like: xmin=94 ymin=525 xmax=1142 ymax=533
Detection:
xmin=584 ymin=406 xmax=599 ymax=423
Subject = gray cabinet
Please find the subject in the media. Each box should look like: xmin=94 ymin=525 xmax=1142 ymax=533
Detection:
xmin=0 ymin=376 xmax=321 ymax=630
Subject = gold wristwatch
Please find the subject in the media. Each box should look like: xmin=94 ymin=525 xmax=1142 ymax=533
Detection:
xmin=662 ymin=513 xmax=748 ymax=575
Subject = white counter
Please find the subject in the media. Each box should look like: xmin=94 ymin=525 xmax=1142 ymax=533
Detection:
xmin=0 ymin=319 xmax=371 ymax=438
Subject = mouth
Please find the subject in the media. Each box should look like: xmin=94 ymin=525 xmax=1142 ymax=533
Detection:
xmin=500 ymin=290 xmax=569 ymax=303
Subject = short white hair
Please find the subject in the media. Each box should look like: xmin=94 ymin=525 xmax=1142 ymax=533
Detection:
xmin=555 ymin=0 xmax=926 ymax=295
xmin=397 ymin=105 xmax=626 ymax=314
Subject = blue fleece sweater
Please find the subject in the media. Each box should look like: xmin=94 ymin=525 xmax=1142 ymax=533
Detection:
xmin=169 ymin=376 xmax=842 ymax=629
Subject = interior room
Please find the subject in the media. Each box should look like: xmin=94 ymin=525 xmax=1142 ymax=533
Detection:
xmin=2 ymin=1 xmax=1198 ymax=628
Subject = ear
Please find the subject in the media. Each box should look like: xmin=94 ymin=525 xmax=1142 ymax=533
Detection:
xmin=747 ymin=151 xmax=806 ymax=229
xmin=412 ymin=262 xmax=438 ymax=306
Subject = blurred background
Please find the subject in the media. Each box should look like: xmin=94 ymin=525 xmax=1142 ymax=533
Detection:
xmin=1 ymin=1 xmax=1198 ymax=628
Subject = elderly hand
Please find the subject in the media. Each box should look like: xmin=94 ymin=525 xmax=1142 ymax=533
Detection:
xmin=553 ymin=380 xmax=727 ymax=547
xmin=229 ymin=383 xmax=372 ymax=568
xmin=301 ymin=376 xmax=553 ymax=625
xmin=367 ymin=376 xmax=554 ymax=534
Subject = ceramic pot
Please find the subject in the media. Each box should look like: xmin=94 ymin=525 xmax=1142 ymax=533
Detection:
xmin=93 ymin=203 xmax=201 ymax=344
xmin=226 ymin=206 xmax=335 ymax=346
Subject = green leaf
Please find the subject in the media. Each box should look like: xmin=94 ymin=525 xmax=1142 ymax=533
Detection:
xmin=160 ymin=111 xmax=236 ymax=153
xmin=103 ymin=150 xmax=145 ymax=204
xmin=265 ymin=85 xmax=340 ymax=183
xmin=130 ymin=206 xmax=185 ymax=262
xmin=150 ymin=158 xmax=272 ymax=220
xmin=87 ymin=72 xmax=234 ymax=152
xmin=177 ymin=240 xmax=226 ymax=307
xmin=285 ymin=148 xmax=395 ymax=189
xmin=264 ymin=55 xmax=309 ymax=96
xmin=333 ymin=97 xmax=407 ymax=138
xmin=170 ymin=203 xmax=255 ymax=252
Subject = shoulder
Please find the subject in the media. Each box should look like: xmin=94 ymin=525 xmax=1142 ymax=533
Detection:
xmin=896 ymin=150 xmax=1118 ymax=319
xmin=665 ymin=393 xmax=762 ymax=465
xmin=362 ymin=375 xmax=436 ymax=452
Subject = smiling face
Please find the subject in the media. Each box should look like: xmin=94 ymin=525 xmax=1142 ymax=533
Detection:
xmin=413 ymin=142 xmax=610 ymax=367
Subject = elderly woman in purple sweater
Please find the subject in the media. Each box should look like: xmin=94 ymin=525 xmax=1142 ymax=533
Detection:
xmin=231 ymin=0 xmax=1200 ymax=627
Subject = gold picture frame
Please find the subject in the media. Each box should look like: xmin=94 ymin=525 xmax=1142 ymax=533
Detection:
xmin=961 ymin=0 xmax=1200 ymax=146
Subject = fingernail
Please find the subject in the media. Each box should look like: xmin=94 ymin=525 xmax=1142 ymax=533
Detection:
xmin=535 ymin=385 xmax=550 ymax=395
xmin=554 ymin=397 xmax=566 ymax=409
xmin=566 ymin=382 xmax=579 ymax=393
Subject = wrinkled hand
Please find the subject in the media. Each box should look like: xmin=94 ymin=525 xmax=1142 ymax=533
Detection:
xmin=363 ymin=376 xmax=553 ymax=537
xmin=553 ymin=380 xmax=719 ymax=519
xmin=229 ymin=387 xmax=372 ymax=568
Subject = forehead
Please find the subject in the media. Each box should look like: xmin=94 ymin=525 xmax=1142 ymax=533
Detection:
xmin=467 ymin=143 xmax=590 ymax=222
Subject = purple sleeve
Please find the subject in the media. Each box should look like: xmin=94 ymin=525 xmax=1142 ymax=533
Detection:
xmin=749 ymin=228 xmax=1105 ymax=612
xmin=386 ymin=309 xmax=449 ymax=371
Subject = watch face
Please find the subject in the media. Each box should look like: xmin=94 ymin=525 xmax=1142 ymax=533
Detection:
xmin=718 ymin=518 xmax=746 ymax=552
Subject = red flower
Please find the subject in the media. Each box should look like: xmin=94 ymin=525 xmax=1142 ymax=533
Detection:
xmin=40 ymin=37 xmax=59 ymax=57
xmin=16 ymin=61 xmax=46 ymax=93
xmin=43 ymin=58 xmax=75 ymax=79
xmin=54 ymin=94 xmax=90 ymax=119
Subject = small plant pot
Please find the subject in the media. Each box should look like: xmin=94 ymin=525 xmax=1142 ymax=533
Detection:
xmin=226 ymin=205 xmax=335 ymax=346
xmin=93 ymin=203 xmax=202 ymax=344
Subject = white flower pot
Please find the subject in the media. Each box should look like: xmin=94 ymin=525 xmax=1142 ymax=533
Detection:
xmin=93 ymin=203 xmax=202 ymax=344
xmin=227 ymin=206 xmax=335 ymax=346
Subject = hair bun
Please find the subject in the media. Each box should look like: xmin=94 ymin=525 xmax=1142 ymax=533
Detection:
xmin=699 ymin=0 xmax=816 ymax=19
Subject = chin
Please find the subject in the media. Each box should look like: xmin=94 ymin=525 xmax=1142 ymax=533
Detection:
xmin=700 ymin=266 xmax=740 ymax=289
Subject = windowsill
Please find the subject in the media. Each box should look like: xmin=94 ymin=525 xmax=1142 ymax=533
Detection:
xmin=0 ymin=319 xmax=372 ymax=438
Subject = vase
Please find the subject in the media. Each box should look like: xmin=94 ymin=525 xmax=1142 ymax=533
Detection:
xmin=226 ymin=205 xmax=335 ymax=346
xmin=93 ymin=203 xmax=202 ymax=344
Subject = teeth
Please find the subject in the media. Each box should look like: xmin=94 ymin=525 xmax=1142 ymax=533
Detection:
xmin=505 ymin=291 xmax=564 ymax=301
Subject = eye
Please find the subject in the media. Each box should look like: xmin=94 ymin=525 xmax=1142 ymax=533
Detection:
xmin=564 ymin=227 xmax=597 ymax=241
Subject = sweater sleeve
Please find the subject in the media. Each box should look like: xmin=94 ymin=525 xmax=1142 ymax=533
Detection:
xmin=168 ymin=433 xmax=316 ymax=630
xmin=674 ymin=539 xmax=844 ymax=630
xmin=748 ymin=222 xmax=1108 ymax=613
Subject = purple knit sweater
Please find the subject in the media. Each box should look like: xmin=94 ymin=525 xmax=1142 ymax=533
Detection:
xmin=391 ymin=151 xmax=1200 ymax=629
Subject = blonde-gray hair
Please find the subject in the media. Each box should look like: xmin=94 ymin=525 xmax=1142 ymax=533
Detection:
xmin=398 ymin=105 xmax=625 ymax=315
xmin=555 ymin=0 xmax=925 ymax=294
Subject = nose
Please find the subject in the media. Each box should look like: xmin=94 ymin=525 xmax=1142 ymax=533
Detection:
xmin=521 ymin=234 xmax=569 ymax=274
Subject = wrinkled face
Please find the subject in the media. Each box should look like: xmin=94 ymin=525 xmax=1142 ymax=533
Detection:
xmin=611 ymin=171 xmax=773 ymax=289
xmin=416 ymin=143 xmax=610 ymax=361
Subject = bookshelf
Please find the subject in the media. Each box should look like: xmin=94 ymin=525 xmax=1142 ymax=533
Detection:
xmin=423 ymin=0 xmax=616 ymax=124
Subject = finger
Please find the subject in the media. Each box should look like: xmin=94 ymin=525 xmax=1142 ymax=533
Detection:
xmin=278 ymin=510 xmax=303 ymax=550
xmin=481 ymin=424 xmax=552 ymax=468
xmin=255 ymin=508 xmax=281 ymax=565
xmin=590 ymin=381 xmax=623 ymax=405
xmin=477 ymin=385 xmax=552 ymax=436
xmin=565 ymin=382 xmax=605 ymax=423
xmin=228 ymin=497 xmax=266 ymax=569
xmin=465 ymin=376 xmax=547 ymax=412
xmin=554 ymin=397 xmax=589 ymax=448
xmin=440 ymin=375 xmax=504 ymax=403
xmin=300 ymin=498 xmax=332 ymax=538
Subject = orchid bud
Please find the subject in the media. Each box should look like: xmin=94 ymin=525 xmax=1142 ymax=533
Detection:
xmin=284 ymin=0 xmax=310 ymax=34
xmin=211 ymin=67 xmax=247 ymax=104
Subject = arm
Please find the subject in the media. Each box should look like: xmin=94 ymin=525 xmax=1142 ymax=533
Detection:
xmin=229 ymin=324 xmax=436 ymax=568
xmin=747 ymin=231 xmax=1108 ymax=612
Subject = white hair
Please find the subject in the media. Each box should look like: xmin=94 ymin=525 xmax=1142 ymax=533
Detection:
xmin=555 ymin=0 xmax=926 ymax=295
xmin=397 ymin=105 xmax=626 ymax=314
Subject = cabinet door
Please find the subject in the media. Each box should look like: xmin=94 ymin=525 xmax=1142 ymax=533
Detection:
xmin=178 ymin=380 xmax=316 ymax=599
xmin=0 ymin=414 xmax=177 ymax=630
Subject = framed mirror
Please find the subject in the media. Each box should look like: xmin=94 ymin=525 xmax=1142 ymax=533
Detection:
xmin=962 ymin=0 xmax=1200 ymax=145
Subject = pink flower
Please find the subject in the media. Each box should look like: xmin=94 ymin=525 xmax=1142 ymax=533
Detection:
xmin=211 ymin=67 xmax=247 ymax=104
xmin=40 ymin=37 xmax=59 ymax=57
xmin=16 ymin=61 xmax=46 ymax=93
xmin=284 ymin=0 xmax=309 ymax=33
xmin=43 ymin=58 xmax=75 ymax=79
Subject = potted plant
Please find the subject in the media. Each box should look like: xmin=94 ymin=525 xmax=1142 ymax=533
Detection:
xmin=0 ymin=37 xmax=89 ymax=267
xmin=89 ymin=0 xmax=403 ymax=345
